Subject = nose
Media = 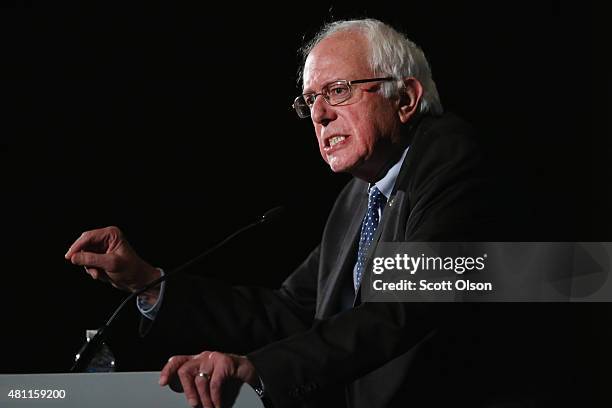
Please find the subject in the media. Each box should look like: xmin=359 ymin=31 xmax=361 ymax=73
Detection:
xmin=311 ymin=94 xmax=337 ymax=127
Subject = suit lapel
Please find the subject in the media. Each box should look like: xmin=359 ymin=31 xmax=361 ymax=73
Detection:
xmin=317 ymin=191 xmax=367 ymax=318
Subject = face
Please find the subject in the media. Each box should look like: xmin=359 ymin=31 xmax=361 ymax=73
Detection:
xmin=303 ymin=32 xmax=404 ymax=182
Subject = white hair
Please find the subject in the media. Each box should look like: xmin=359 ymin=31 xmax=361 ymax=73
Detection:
xmin=300 ymin=18 xmax=443 ymax=115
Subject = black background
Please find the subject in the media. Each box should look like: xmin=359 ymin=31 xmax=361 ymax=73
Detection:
xmin=1 ymin=0 xmax=609 ymax=392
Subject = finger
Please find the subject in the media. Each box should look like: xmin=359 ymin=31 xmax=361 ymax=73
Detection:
xmin=177 ymin=359 xmax=202 ymax=407
xmin=86 ymin=266 xmax=99 ymax=279
xmin=70 ymin=251 xmax=118 ymax=271
xmin=84 ymin=266 xmax=110 ymax=282
xmin=159 ymin=355 xmax=191 ymax=386
xmin=65 ymin=229 xmax=105 ymax=259
xmin=65 ymin=226 xmax=121 ymax=259
xmin=196 ymin=361 xmax=214 ymax=408
xmin=208 ymin=353 xmax=227 ymax=408
xmin=196 ymin=350 xmax=212 ymax=360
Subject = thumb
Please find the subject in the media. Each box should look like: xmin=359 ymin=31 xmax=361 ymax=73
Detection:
xmin=70 ymin=251 xmax=117 ymax=271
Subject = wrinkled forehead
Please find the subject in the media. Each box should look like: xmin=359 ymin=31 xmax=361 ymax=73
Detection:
xmin=302 ymin=32 xmax=372 ymax=93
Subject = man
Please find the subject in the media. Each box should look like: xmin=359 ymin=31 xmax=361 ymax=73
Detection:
xmin=65 ymin=19 xmax=553 ymax=408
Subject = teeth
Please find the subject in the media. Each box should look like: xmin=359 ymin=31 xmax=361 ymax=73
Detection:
xmin=329 ymin=136 xmax=346 ymax=147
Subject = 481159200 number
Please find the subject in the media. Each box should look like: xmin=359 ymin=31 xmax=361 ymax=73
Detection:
xmin=7 ymin=389 xmax=66 ymax=399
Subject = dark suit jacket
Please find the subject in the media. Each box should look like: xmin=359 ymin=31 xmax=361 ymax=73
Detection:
xmin=141 ymin=113 xmax=576 ymax=407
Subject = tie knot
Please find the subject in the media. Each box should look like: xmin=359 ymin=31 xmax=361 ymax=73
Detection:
xmin=368 ymin=187 xmax=386 ymax=209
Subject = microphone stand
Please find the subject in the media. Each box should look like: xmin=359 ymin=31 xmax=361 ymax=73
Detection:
xmin=71 ymin=206 xmax=283 ymax=373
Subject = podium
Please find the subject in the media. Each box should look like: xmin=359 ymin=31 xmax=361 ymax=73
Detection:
xmin=0 ymin=371 xmax=264 ymax=407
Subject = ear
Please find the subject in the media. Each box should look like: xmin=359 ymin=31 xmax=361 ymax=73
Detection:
xmin=397 ymin=77 xmax=424 ymax=124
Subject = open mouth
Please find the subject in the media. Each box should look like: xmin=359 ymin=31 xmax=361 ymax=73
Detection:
xmin=324 ymin=135 xmax=348 ymax=151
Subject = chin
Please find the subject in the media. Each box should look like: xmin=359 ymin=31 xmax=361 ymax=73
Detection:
xmin=327 ymin=158 xmax=363 ymax=176
xmin=326 ymin=157 xmax=349 ymax=173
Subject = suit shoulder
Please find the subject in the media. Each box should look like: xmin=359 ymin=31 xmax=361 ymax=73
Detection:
xmin=413 ymin=112 xmax=479 ymax=150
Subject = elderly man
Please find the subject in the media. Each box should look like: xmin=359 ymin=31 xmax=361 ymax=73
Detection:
xmin=65 ymin=19 xmax=540 ymax=408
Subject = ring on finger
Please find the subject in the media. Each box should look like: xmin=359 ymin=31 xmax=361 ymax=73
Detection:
xmin=198 ymin=371 xmax=210 ymax=380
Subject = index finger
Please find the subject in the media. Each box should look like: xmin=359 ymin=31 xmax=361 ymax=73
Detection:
xmin=64 ymin=227 xmax=118 ymax=259
xmin=159 ymin=355 xmax=191 ymax=386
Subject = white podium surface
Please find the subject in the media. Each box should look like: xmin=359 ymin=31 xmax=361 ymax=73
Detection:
xmin=0 ymin=371 xmax=263 ymax=408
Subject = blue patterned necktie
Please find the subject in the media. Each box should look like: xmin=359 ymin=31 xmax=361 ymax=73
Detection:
xmin=354 ymin=186 xmax=387 ymax=291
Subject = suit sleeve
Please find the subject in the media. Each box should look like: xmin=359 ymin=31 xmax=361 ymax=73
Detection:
xmin=247 ymin=300 xmax=442 ymax=406
xmin=139 ymin=245 xmax=322 ymax=357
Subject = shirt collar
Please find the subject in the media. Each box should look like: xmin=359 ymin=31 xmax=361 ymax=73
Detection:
xmin=370 ymin=146 xmax=410 ymax=199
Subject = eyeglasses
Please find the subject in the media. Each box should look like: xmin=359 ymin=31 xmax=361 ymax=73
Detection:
xmin=292 ymin=77 xmax=393 ymax=118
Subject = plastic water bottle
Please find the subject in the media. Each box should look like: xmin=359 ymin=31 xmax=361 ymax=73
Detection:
xmin=79 ymin=329 xmax=116 ymax=372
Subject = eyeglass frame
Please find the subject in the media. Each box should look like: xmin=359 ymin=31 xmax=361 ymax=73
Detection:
xmin=292 ymin=77 xmax=394 ymax=118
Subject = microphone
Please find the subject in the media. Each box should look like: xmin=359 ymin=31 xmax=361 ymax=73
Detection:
xmin=71 ymin=206 xmax=284 ymax=373
xmin=261 ymin=206 xmax=283 ymax=222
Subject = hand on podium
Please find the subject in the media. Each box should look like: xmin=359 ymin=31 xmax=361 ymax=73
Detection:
xmin=159 ymin=351 xmax=258 ymax=408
